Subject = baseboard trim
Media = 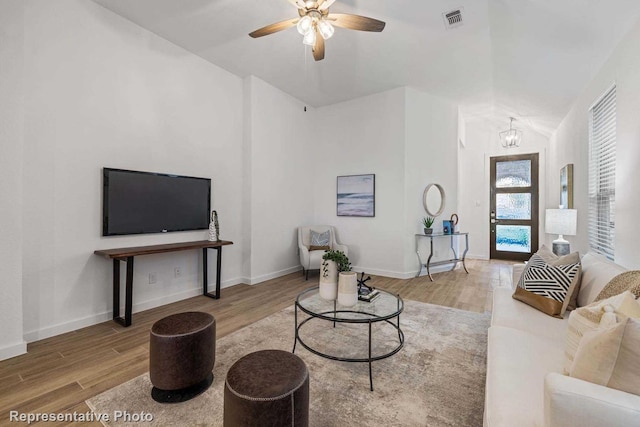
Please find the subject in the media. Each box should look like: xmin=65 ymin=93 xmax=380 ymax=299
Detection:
xmin=466 ymin=254 xmax=489 ymax=260
xmin=23 ymin=277 xmax=246 ymax=343
xmin=248 ymin=266 xmax=302 ymax=285
xmin=0 ymin=340 xmax=27 ymax=361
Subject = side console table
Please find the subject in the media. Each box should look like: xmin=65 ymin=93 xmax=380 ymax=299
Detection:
xmin=95 ymin=240 xmax=233 ymax=327
xmin=415 ymin=232 xmax=469 ymax=281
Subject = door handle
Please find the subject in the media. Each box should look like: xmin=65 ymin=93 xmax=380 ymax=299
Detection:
xmin=491 ymin=219 xmax=499 ymax=224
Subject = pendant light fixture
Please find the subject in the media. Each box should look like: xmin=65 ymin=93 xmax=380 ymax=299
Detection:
xmin=500 ymin=117 xmax=523 ymax=148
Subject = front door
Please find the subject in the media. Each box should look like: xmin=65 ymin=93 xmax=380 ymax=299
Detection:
xmin=490 ymin=153 xmax=539 ymax=261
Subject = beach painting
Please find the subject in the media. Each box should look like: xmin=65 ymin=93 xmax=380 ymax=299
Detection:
xmin=337 ymin=174 xmax=375 ymax=217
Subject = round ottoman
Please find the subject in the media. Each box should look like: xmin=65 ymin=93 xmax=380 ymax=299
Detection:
xmin=149 ymin=311 xmax=215 ymax=403
xmin=224 ymin=350 xmax=309 ymax=427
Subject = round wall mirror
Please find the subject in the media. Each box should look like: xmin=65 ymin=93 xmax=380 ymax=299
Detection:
xmin=423 ymin=184 xmax=446 ymax=217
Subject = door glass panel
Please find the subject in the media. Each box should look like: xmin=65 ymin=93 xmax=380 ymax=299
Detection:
xmin=496 ymin=193 xmax=531 ymax=220
xmin=496 ymin=160 xmax=531 ymax=188
xmin=496 ymin=225 xmax=531 ymax=253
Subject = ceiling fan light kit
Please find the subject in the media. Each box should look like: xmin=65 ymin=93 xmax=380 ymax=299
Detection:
xmin=249 ymin=0 xmax=385 ymax=61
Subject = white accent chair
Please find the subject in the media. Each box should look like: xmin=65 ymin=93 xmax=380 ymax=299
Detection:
xmin=298 ymin=225 xmax=348 ymax=280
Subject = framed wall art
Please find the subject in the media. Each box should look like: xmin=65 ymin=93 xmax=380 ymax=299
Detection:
xmin=560 ymin=164 xmax=574 ymax=208
xmin=337 ymin=174 xmax=375 ymax=217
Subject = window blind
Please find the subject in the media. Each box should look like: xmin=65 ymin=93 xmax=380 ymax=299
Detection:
xmin=588 ymin=86 xmax=616 ymax=260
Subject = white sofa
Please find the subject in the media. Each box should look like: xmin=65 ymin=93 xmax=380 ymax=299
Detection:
xmin=484 ymin=252 xmax=640 ymax=427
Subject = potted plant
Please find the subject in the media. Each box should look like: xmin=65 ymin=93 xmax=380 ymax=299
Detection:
xmin=422 ymin=216 xmax=435 ymax=234
xmin=320 ymin=250 xmax=351 ymax=300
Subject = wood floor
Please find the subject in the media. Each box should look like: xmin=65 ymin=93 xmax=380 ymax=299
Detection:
xmin=0 ymin=259 xmax=513 ymax=426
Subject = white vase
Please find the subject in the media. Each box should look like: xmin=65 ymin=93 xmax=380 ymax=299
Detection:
xmin=208 ymin=221 xmax=217 ymax=241
xmin=337 ymin=271 xmax=358 ymax=307
xmin=319 ymin=260 xmax=338 ymax=300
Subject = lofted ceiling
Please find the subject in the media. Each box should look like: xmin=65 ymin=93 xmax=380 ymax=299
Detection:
xmin=92 ymin=0 xmax=640 ymax=137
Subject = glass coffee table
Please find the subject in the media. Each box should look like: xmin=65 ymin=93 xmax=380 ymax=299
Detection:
xmin=293 ymin=286 xmax=404 ymax=391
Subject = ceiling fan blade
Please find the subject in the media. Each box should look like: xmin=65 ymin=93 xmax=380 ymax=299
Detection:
xmin=249 ymin=18 xmax=298 ymax=38
xmin=318 ymin=0 xmax=337 ymax=11
xmin=328 ymin=13 xmax=386 ymax=32
xmin=313 ymin=29 xmax=325 ymax=61
xmin=288 ymin=0 xmax=305 ymax=9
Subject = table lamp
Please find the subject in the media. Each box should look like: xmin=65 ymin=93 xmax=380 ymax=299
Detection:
xmin=545 ymin=209 xmax=577 ymax=256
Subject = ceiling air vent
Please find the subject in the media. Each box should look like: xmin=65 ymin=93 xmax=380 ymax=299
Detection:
xmin=443 ymin=8 xmax=463 ymax=30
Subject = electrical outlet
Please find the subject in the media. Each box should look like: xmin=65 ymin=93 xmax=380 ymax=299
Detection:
xmin=149 ymin=272 xmax=157 ymax=284
xmin=174 ymin=267 xmax=182 ymax=278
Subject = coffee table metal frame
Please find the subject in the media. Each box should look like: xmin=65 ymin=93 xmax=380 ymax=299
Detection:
xmin=292 ymin=286 xmax=404 ymax=391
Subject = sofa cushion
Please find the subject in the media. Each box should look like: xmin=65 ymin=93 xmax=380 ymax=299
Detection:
xmin=485 ymin=326 xmax=565 ymax=427
xmin=563 ymin=291 xmax=639 ymax=374
xmin=513 ymin=254 xmax=581 ymax=318
xmin=571 ymin=317 xmax=640 ymax=396
xmin=578 ymin=253 xmax=627 ymax=307
xmin=492 ymin=287 xmax=568 ymax=342
xmin=595 ymin=271 xmax=640 ymax=302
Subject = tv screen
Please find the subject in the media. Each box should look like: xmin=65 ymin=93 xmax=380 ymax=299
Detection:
xmin=102 ymin=168 xmax=211 ymax=236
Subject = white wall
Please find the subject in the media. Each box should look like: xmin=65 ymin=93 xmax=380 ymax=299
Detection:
xmin=548 ymin=16 xmax=640 ymax=269
xmin=0 ymin=0 xmax=27 ymax=360
xmin=312 ymin=88 xmax=407 ymax=277
xmin=404 ymin=88 xmax=459 ymax=273
xmin=20 ymin=0 xmax=245 ymax=342
xmin=243 ymin=76 xmax=315 ymax=283
xmin=311 ymin=87 xmax=459 ymax=278
xmin=458 ymin=120 xmax=549 ymax=259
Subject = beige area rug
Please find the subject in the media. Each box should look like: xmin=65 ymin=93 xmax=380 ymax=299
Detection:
xmin=87 ymin=300 xmax=489 ymax=426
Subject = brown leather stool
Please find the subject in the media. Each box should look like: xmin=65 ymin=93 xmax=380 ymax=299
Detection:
xmin=224 ymin=350 xmax=309 ymax=427
xmin=149 ymin=311 xmax=215 ymax=403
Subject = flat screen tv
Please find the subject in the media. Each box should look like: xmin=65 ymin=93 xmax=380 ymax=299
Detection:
xmin=102 ymin=168 xmax=211 ymax=236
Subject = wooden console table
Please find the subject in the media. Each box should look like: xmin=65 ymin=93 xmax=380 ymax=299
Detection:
xmin=95 ymin=240 xmax=233 ymax=327
xmin=415 ymin=232 xmax=469 ymax=281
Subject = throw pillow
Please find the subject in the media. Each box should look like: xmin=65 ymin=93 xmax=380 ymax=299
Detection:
xmin=595 ymin=270 xmax=640 ymax=302
xmin=513 ymin=254 xmax=581 ymax=318
xmin=535 ymin=245 xmax=582 ymax=311
xmin=570 ymin=317 xmax=640 ymax=396
xmin=563 ymin=291 xmax=640 ymax=374
xmin=310 ymin=230 xmax=330 ymax=248
xmin=309 ymin=245 xmax=330 ymax=251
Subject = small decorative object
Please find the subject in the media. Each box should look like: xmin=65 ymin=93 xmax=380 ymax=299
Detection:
xmin=319 ymin=259 xmax=338 ymax=300
xmin=320 ymin=250 xmax=351 ymax=300
xmin=337 ymin=174 xmax=375 ymax=217
xmin=422 ymin=217 xmax=434 ymax=234
xmin=560 ymin=164 xmax=574 ymax=209
xmin=337 ymin=271 xmax=358 ymax=307
xmin=208 ymin=210 xmax=220 ymax=242
xmin=443 ymin=220 xmax=453 ymax=234
xmin=450 ymin=213 xmax=459 ymax=233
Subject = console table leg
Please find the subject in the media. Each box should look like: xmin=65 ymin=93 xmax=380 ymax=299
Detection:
xmin=203 ymin=248 xmax=208 ymax=296
xmin=215 ymin=247 xmax=222 ymax=299
xmin=462 ymin=234 xmax=470 ymax=274
xmin=112 ymin=259 xmax=120 ymax=321
xmin=426 ymin=239 xmax=434 ymax=281
xmin=124 ymin=256 xmax=134 ymax=327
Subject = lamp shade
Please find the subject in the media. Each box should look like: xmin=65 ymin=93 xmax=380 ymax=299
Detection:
xmin=545 ymin=209 xmax=577 ymax=236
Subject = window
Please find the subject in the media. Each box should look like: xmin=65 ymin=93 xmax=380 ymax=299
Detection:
xmin=588 ymin=86 xmax=616 ymax=260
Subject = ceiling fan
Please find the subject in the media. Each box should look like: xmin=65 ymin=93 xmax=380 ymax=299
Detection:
xmin=249 ymin=0 xmax=386 ymax=61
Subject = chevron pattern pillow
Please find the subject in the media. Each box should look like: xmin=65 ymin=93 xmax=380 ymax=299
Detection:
xmin=513 ymin=254 xmax=582 ymax=318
